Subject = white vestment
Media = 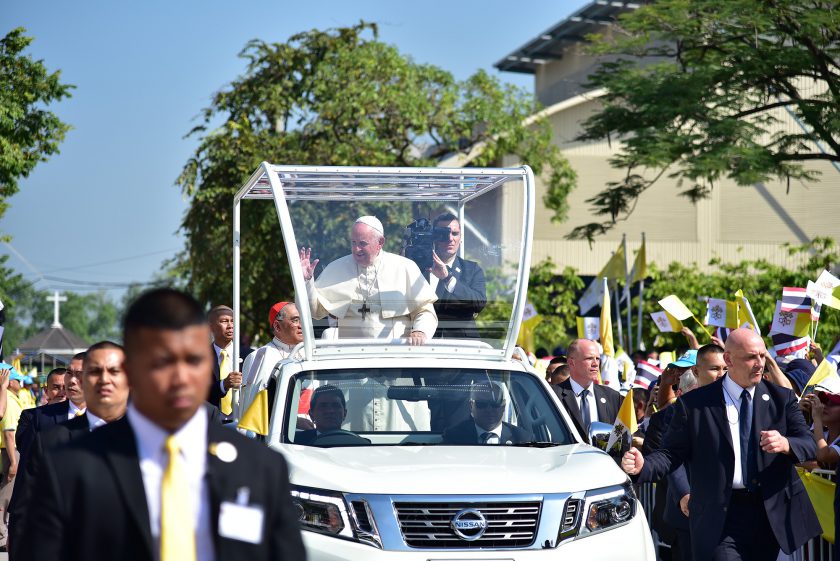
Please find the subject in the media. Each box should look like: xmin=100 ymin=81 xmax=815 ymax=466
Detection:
xmin=237 ymin=338 xmax=300 ymax=418
xmin=306 ymin=251 xmax=438 ymax=339
xmin=343 ymin=377 xmax=431 ymax=432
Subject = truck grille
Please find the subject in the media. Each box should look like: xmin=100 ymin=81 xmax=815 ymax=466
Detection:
xmin=393 ymin=501 xmax=540 ymax=548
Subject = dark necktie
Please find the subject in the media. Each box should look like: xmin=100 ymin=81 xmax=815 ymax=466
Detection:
xmin=480 ymin=432 xmax=494 ymax=444
xmin=739 ymin=389 xmax=756 ymax=489
xmin=579 ymin=389 xmax=592 ymax=433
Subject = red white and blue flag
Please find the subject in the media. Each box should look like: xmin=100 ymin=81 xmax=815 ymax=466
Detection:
xmin=770 ymin=333 xmax=810 ymax=359
xmin=781 ymin=287 xmax=812 ymax=314
xmin=632 ymin=360 xmax=663 ymax=390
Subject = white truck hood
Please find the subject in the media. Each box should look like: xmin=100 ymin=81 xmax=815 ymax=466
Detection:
xmin=282 ymin=444 xmax=628 ymax=495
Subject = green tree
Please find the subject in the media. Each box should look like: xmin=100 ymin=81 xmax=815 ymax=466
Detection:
xmin=177 ymin=22 xmax=576 ymax=340
xmin=0 ymin=28 xmax=73 ymax=220
xmin=568 ymin=0 xmax=840 ymax=241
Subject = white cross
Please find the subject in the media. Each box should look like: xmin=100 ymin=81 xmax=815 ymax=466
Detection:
xmin=47 ymin=290 xmax=67 ymax=328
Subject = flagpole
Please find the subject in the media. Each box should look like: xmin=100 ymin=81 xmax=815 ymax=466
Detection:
xmin=613 ymin=278 xmax=624 ymax=351
xmin=622 ymin=234 xmax=632 ymax=352
xmin=636 ymin=233 xmax=645 ymax=350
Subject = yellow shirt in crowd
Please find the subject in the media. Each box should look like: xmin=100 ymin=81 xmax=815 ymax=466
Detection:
xmin=0 ymin=391 xmax=23 ymax=449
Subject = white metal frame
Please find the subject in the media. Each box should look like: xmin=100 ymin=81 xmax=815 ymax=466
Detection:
xmin=232 ymin=163 xmax=535 ymax=366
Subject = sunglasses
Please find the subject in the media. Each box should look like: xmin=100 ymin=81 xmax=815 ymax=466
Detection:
xmin=473 ymin=400 xmax=506 ymax=410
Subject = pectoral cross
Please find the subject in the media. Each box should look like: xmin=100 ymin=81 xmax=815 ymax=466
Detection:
xmin=358 ymin=301 xmax=371 ymax=320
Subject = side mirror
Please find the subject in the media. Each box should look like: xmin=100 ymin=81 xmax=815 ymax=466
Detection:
xmin=588 ymin=421 xmax=631 ymax=463
xmin=588 ymin=421 xmax=614 ymax=451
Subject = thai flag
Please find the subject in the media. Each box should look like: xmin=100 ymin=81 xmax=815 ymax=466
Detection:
xmin=771 ymin=333 xmax=810 ymax=358
xmin=781 ymin=287 xmax=812 ymax=314
xmin=715 ymin=327 xmax=730 ymax=343
xmin=632 ymin=360 xmax=663 ymax=390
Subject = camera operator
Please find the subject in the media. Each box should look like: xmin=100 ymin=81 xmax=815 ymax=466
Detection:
xmin=429 ymin=213 xmax=487 ymax=339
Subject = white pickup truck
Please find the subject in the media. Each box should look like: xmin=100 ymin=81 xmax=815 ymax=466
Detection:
xmin=230 ymin=164 xmax=655 ymax=560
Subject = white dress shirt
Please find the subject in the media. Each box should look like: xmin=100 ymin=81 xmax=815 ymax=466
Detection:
xmin=569 ymin=377 xmax=599 ymax=423
xmin=85 ymin=411 xmax=107 ymax=432
xmin=722 ymin=374 xmax=756 ymax=490
xmin=473 ymin=422 xmax=502 ymax=445
xmin=67 ymin=400 xmax=86 ymax=420
xmin=127 ymin=403 xmax=214 ymax=561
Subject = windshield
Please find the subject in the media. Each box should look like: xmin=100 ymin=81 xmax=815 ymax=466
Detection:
xmin=283 ymin=368 xmax=574 ymax=447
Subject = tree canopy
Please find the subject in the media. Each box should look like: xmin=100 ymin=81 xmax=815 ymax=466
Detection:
xmin=0 ymin=27 xmax=73 ymax=222
xmin=570 ymin=0 xmax=840 ymax=241
xmin=177 ymin=22 xmax=576 ymax=340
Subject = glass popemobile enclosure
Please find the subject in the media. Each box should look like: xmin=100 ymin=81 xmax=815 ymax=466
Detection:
xmin=232 ymin=164 xmax=535 ymax=362
xmin=230 ymin=164 xmax=654 ymax=560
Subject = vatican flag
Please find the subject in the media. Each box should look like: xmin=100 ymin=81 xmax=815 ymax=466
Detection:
xmin=770 ymin=300 xmax=811 ymax=338
xmin=576 ymin=317 xmax=600 ymax=341
xmin=801 ymin=360 xmax=839 ymax=398
xmin=650 ymin=311 xmax=682 ymax=333
xmin=516 ymin=301 xmax=543 ymax=353
xmin=238 ymin=389 xmax=269 ymax=436
xmin=705 ymin=298 xmax=739 ymax=329
xmin=606 ymin=389 xmax=638 ymax=453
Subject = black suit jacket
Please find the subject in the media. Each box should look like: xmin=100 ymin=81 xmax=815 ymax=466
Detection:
xmin=9 ymin=413 xmax=89 ymax=557
xmin=207 ymin=344 xmax=229 ymax=409
xmin=551 ymin=379 xmax=622 ymax=443
xmin=638 ymin=378 xmax=820 ymax=561
xmin=433 ymin=256 xmax=486 ymax=339
xmin=442 ymin=418 xmax=531 ymax=445
xmin=16 ymin=400 xmax=70 ymax=459
xmin=19 ymin=413 xmax=305 ymax=561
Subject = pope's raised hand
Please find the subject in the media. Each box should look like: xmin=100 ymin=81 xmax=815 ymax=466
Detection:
xmin=621 ymin=447 xmax=644 ymax=475
xmin=299 ymin=247 xmax=319 ymax=281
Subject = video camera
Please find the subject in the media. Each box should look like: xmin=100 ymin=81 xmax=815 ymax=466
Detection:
xmin=401 ymin=218 xmax=450 ymax=277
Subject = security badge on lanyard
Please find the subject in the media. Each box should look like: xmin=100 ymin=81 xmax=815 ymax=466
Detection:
xmin=218 ymin=486 xmax=264 ymax=545
xmin=211 ymin=442 xmax=264 ymax=545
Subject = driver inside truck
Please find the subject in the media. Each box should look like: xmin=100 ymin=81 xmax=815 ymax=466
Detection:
xmin=295 ymin=385 xmax=347 ymax=444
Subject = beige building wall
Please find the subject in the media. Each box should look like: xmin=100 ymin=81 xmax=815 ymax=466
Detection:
xmin=524 ymin=90 xmax=840 ymax=275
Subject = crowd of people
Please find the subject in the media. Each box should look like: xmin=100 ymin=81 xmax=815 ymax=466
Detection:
xmin=535 ymin=325 xmax=840 ymax=561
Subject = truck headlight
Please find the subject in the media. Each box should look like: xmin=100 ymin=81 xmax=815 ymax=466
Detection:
xmin=581 ymin=482 xmax=636 ymax=536
xmin=290 ymin=486 xmax=382 ymax=548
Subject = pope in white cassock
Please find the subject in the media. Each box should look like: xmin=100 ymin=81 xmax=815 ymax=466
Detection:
xmin=300 ymin=215 xmax=438 ymax=344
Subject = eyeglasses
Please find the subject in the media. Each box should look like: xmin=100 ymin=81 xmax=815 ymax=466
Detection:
xmin=473 ymin=400 xmax=505 ymax=410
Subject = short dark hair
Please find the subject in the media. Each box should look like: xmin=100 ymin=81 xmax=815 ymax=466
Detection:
xmin=310 ymin=385 xmax=346 ymax=410
xmin=123 ymin=288 xmax=207 ymax=349
xmin=72 ymin=351 xmax=86 ymax=362
xmin=548 ymin=355 xmax=567 ymax=366
xmin=208 ymin=305 xmax=233 ymax=320
xmin=46 ymin=368 xmax=66 ymax=384
xmin=696 ymin=343 xmax=724 ymax=364
xmin=433 ymin=212 xmax=458 ymax=228
xmin=84 ymin=341 xmax=125 ymax=366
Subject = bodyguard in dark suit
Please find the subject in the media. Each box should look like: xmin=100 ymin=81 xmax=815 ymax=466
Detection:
xmin=16 ymin=356 xmax=87 ymax=459
xmin=10 ymin=341 xmax=128 ymax=558
xmin=442 ymin=381 xmax=532 ymax=445
xmin=621 ymin=329 xmax=820 ymax=561
xmin=20 ymin=288 xmax=305 ymax=561
xmin=429 ymin=213 xmax=487 ymax=339
xmin=551 ymin=339 xmax=621 ymax=442
xmin=206 ymin=305 xmax=243 ymax=416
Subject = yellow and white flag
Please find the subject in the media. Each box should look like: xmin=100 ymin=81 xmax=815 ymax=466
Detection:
xmin=770 ymin=300 xmax=811 ymax=337
xmin=606 ymin=389 xmax=638 ymax=452
xmin=516 ymin=301 xmax=543 ymax=353
xmin=735 ymin=289 xmax=761 ymax=334
xmin=578 ymin=244 xmax=626 ymax=314
xmin=801 ymin=360 xmax=839 ymax=397
xmin=705 ymin=298 xmax=739 ymax=329
xmin=650 ymin=311 xmax=682 ymax=333
xmin=658 ymin=295 xmax=694 ymax=321
xmin=600 ymin=279 xmax=614 ymax=357
xmin=576 ymin=317 xmax=600 ymax=341
xmin=238 ymin=389 xmax=269 ymax=436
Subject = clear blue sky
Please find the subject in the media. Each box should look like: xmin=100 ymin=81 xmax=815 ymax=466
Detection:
xmin=1 ymin=0 xmax=587 ymax=297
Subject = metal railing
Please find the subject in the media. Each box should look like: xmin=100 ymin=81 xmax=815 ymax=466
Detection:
xmin=636 ymin=469 xmax=835 ymax=561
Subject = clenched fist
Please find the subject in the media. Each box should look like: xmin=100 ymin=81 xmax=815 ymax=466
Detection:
xmin=621 ymin=446 xmax=645 ymax=475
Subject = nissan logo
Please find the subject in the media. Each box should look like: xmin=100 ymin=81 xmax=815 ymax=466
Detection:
xmin=451 ymin=508 xmax=488 ymax=541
